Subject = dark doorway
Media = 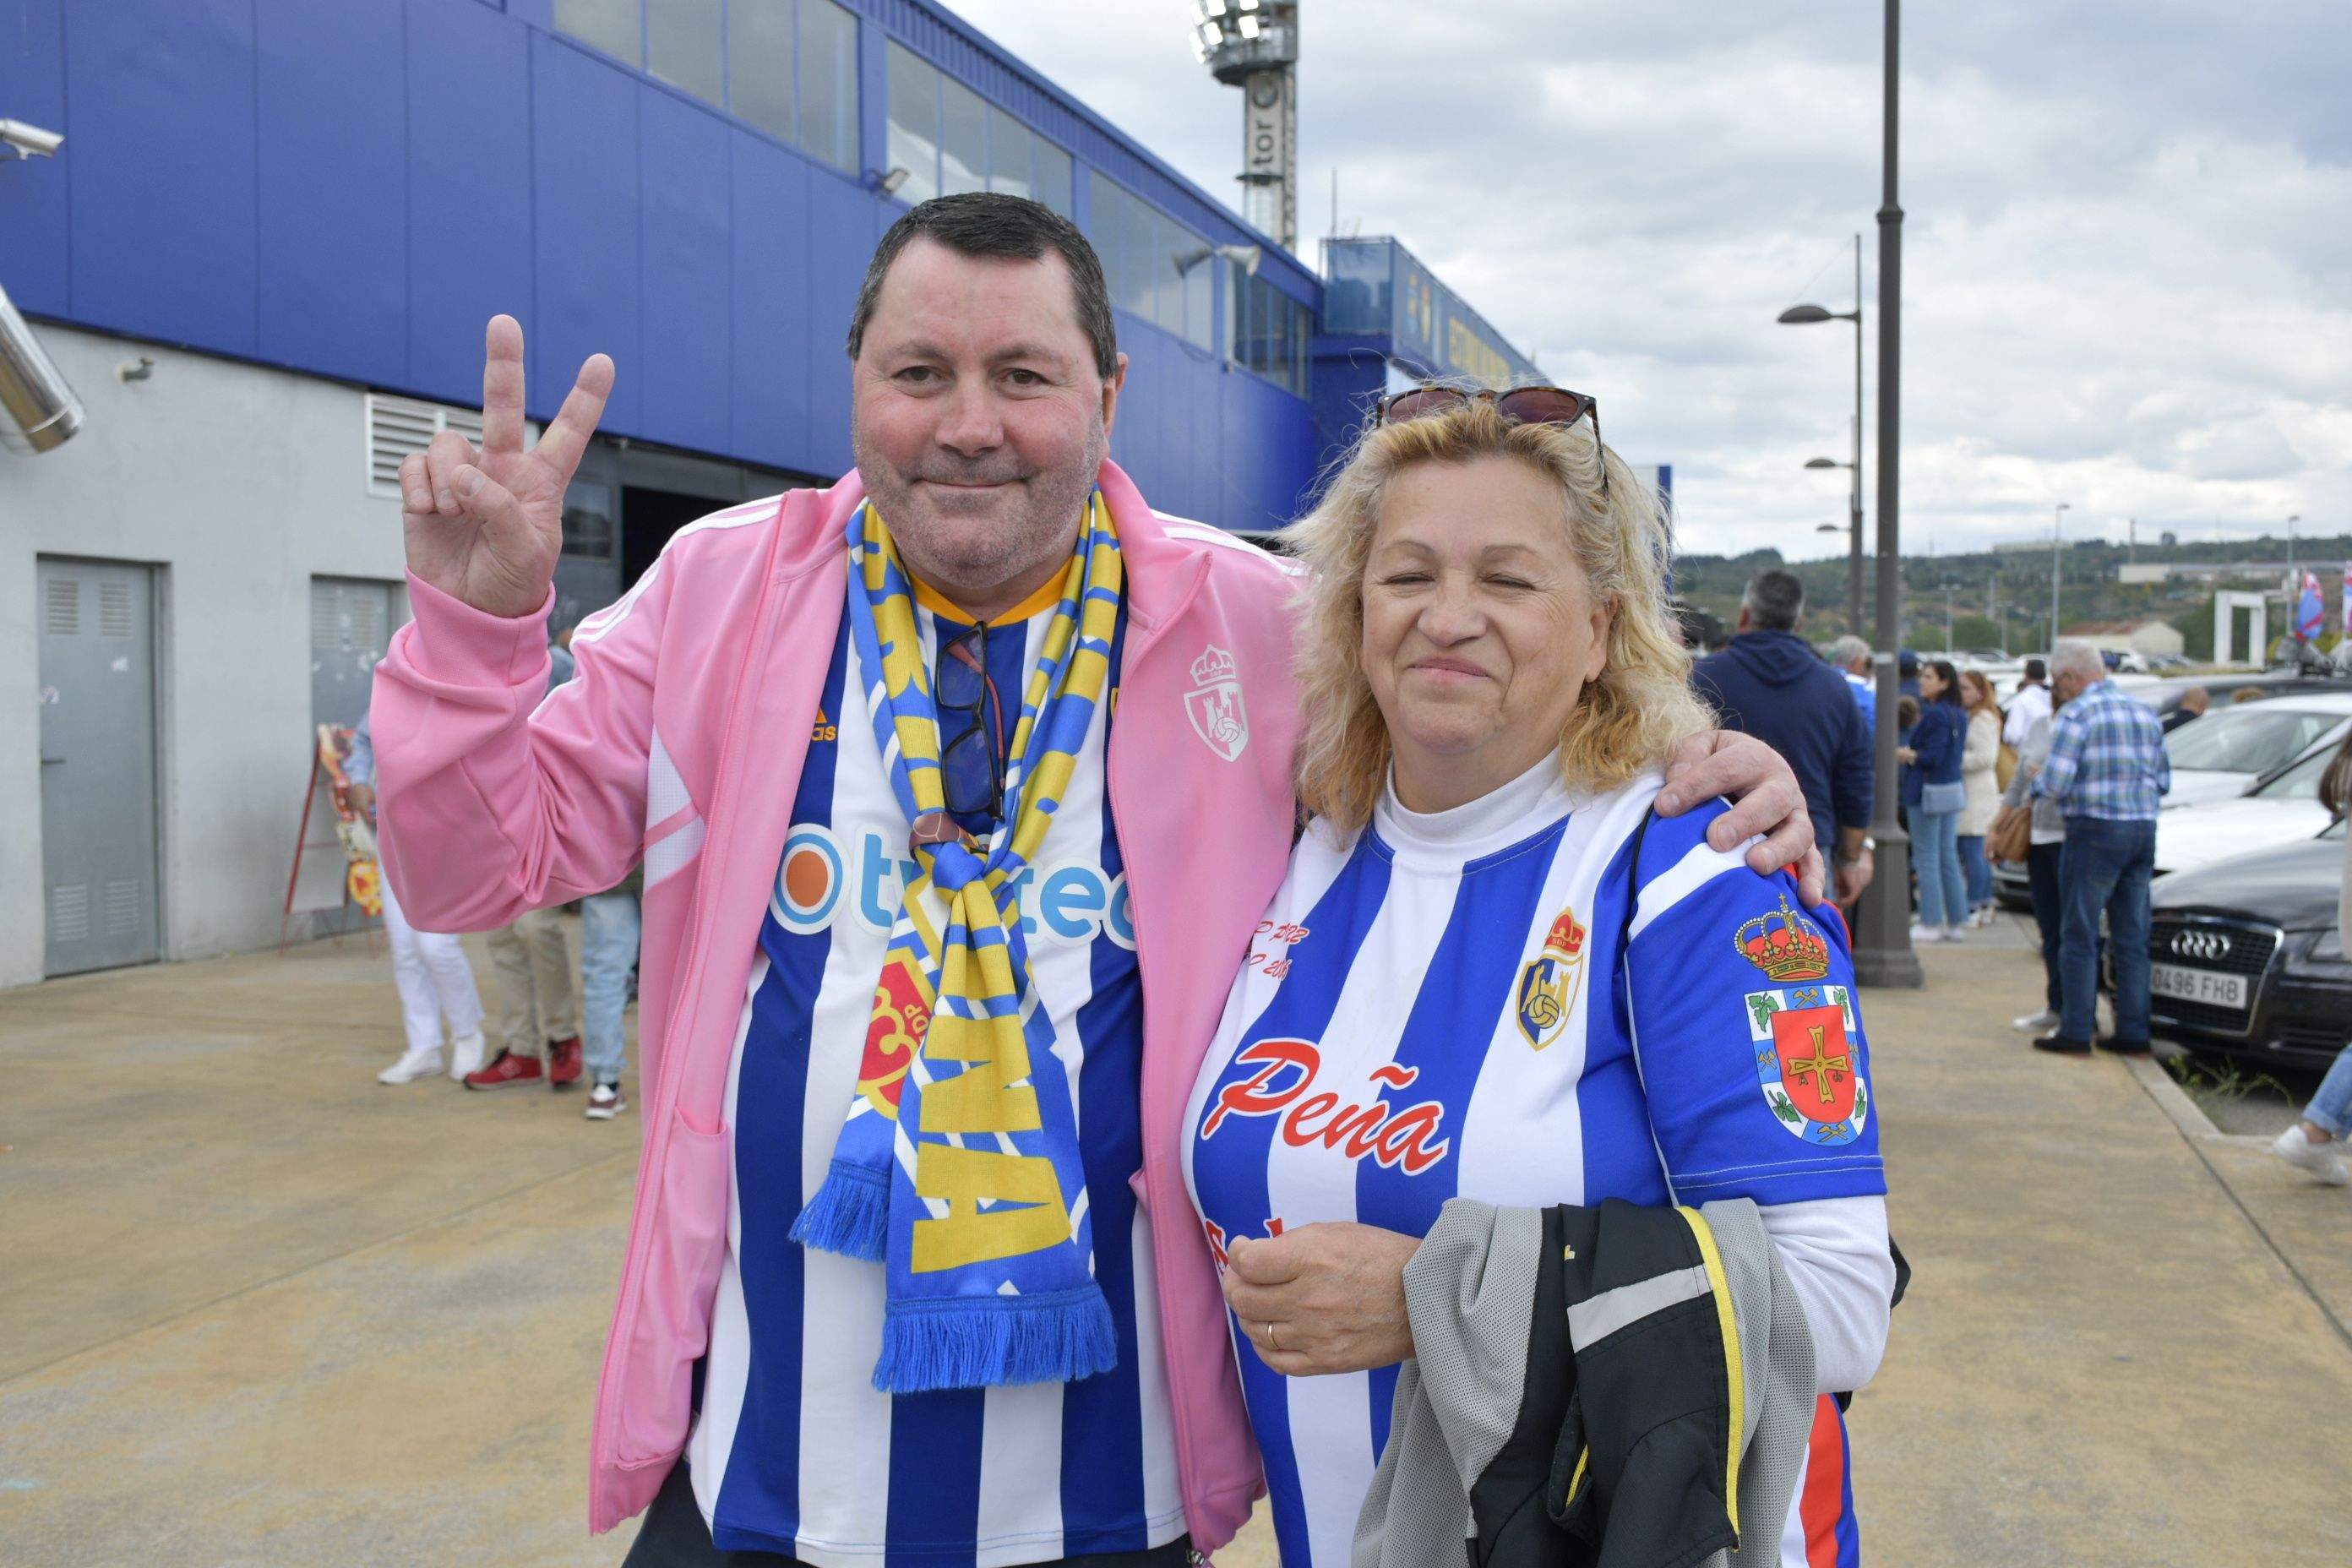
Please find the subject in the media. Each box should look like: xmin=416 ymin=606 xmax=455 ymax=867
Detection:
xmin=621 ymin=487 xmax=728 ymax=590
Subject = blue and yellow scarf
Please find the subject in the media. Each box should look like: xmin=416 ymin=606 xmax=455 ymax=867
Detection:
xmin=792 ymin=493 xmax=1124 ymax=1394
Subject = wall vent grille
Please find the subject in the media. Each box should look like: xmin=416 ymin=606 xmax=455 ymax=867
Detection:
xmin=98 ymin=580 xmax=135 ymax=639
xmin=45 ymin=575 xmax=79 ymax=636
xmin=364 ymin=393 xmax=488 ymax=498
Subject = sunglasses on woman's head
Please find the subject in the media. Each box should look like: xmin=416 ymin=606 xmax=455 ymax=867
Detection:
xmin=1375 ymin=384 xmax=1607 ymax=498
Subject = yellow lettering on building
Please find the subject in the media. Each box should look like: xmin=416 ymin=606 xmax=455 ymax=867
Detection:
xmin=1447 ymin=318 xmax=1511 ymax=388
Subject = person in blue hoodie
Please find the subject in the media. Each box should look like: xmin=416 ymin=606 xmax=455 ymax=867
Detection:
xmin=1900 ymin=658 xmax=1971 ymax=942
xmin=1690 ymin=569 xmax=1876 ymax=908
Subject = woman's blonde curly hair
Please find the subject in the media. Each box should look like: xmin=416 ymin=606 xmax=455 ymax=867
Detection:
xmin=1281 ymin=397 xmax=1709 ymax=834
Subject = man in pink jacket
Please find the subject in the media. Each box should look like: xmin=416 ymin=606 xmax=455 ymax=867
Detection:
xmin=374 ymin=194 xmax=1815 ymax=1565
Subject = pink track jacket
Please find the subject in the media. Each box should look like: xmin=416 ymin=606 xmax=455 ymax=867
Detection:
xmin=372 ymin=463 xmax=1300 ymax=1550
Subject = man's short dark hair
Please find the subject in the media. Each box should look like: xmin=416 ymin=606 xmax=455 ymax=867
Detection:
xmin=1741 ymin=568 xmax=1805 ymax=632
xmin=846 ymin=193 xmax=1118 ymax=380
xmin=2023 ymin=657 xmax=2047 ymax=682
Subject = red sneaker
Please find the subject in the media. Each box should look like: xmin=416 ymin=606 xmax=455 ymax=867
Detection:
xmin=547 ymin=1036 xmax=585 ymax=1088
xmin=463 ymin=1049 xmax=544 ymax=1091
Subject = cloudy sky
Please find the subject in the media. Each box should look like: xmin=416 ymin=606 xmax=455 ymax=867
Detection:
xmin=943 ymin=0 xmax=2350 ymax=563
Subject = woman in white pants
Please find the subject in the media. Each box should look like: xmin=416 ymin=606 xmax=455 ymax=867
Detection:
xmin=347 ymin=711 xmax=488 ymax=1084
xmin=374 ymin=872 xmax=489 ymax=1083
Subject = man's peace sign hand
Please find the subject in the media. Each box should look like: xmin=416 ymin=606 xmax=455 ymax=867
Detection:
xmin=400 ymin=315 xmax=614 ymax=619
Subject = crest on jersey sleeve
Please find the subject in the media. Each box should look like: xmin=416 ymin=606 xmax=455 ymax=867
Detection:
xmin=1515 ymin=906 xmax=1588 ymax=1051
xmin=1744 ymin=983 xmax=1866 ymax=1143
xmin=1738 ymin=899 xmax=1866 ymax=1143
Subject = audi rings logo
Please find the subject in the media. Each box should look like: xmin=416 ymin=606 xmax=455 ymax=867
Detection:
xmin=2169 ymin=929 xmax=2233 ymax=962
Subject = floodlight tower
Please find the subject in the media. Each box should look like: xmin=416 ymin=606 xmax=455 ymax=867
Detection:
xmin=1190 ymin=1 xmax=1300 ymax=250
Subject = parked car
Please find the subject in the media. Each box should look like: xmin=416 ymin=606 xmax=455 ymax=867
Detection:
xmin=1990 ymin=699 xmax=2350 ymax=908
xmin=2131 ymin=670 xmax=2352 ymax=721
xmin=2159 ymin=694 xmax=2352 ymax=808
xmin=2155 ymin=739 xmax=2346 ymax=875
xmin=2140 ymin=818 xmax=2349 ymax=1070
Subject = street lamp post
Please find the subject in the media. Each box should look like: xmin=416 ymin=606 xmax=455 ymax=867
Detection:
xmin=2049 ymin=502 xmax=2071 ymax=651
xmin=1778 ymin=234 xmax=1865 ymax=631
xmin=1852 ymin=0 xmax=1920 ymax=989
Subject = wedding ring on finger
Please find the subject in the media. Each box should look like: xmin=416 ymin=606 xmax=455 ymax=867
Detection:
xmin=1265 ymin=1321 xmax=1281 ymax=1352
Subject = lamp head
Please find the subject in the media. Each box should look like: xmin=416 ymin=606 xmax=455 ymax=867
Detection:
xmin=1778 ymin=304 xmax=1834 ymax=325
xmin=1804 ymin=457 xmax=1840 ymax=470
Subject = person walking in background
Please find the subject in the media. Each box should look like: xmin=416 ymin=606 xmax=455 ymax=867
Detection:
xmin=465 ymin=626 xmax=585 ymax=1092
xmin=1830 ymin=633 xmax=1876 ymax=732
xmin=2273 ymin=731 xmax=2352 ymax=1184
xmin=2161 ymin=685 xmax=2209 ymax=734
xmin=1995 ymin=690 xmax=2077 ymax=1033
xmin=2004 ymin=656 xmax=2051 ymax=750
xmin=577 ymin=867 xmax=641 ymax=1121
xmin=1691 ymin=570 xmax=1877 ymax=909
xmin=2032 ymin=639 xmax=2170 ymax=1056
xmin=1897 ymin=649 xmax=1922 ymax=705
xmin=1957 ymin=669 xmax=2004 ymax=926
xmin=344 ymin=708 xmax=490 ymax=1085
xmin=1899 ymin=659 xmax=1969 ymax=943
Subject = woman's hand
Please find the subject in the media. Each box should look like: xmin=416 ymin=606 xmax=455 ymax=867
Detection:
xmin=1897 ymin=746 xmax=1917 ymax=765
xmin=1223 ymin=1222 xmax=1420 ymax=1376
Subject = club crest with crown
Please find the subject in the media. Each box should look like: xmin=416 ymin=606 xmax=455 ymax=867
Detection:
xmin=1184 ymin=643 xmax=1250 ymax=762
xmin=1515 ymin=905 xmax=1588 ymax=1050
xmin=1734 ymin=894 xmax=1832 ymax=983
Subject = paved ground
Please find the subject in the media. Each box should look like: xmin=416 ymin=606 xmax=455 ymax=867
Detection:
xmin=4 ymin=919 xmax=2349 ymax=1565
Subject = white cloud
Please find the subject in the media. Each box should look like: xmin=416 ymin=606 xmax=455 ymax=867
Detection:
xmin=940 ymin=0 xmax=2352 ymax=559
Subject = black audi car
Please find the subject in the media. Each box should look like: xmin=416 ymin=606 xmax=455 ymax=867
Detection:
xmin=2142 ymin=819 xmax=2349 ymax=1069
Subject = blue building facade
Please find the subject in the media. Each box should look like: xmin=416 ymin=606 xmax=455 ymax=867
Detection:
xmin=0 ymin=0 xmax=1544 ymax=542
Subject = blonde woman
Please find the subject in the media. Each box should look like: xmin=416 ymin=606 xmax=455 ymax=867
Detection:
xmin=1181 ymin=391 xmax=1894 ymax=1565
xmin=1957 ymin=668 xmax=2004 ymax=925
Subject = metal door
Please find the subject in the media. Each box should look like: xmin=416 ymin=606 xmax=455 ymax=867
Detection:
xmin=310 ymin=576 xmax=395 ymax=731
xmin=38 ymin=558 xmax=161 ymax=976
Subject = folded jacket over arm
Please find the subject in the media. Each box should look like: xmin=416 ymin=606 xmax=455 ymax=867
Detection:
xmin=1355 ymin=1196 xmax=1816 ymax=1568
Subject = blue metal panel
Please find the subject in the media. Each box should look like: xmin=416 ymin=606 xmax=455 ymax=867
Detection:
xmin=729 ymin=131 xmax=814 ymax=472
xmin=255 ymin=0 xmax=406 ymax=389
xmin=406 ymin=0 xmax=534 ymax=405
xmin=531 ymin=32 xmax=641 ymax=434
xmin=1160 ymin=343 xmax=1211 ymax=522
xmin=1107 ymin=320 xmax=1159 ymax=497
xmin=802 ymin=172 xmax=873 ymax=474
xmin=637 ymin=87 xmax=733 ymax=453
xmin=63 ymin=0 xmax=259 ymax=354
xmin=0 ymin=0 xmax=70 ymax=315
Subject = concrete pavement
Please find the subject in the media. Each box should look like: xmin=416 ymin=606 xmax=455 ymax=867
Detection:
xmin=3 ymin=920 xmax=2349 ymax=1565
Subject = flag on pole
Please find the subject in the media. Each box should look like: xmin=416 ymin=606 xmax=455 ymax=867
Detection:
xmin=2294 ymin=569 xmax=2323 ymax=643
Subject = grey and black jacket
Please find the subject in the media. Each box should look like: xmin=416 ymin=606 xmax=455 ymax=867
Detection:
xmin=1354 ymin=1196 xmax=1816 ymax=1568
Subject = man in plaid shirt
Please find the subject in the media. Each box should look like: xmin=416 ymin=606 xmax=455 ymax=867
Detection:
xmin=2031 ymin=639 xmax=2171 ymax=1054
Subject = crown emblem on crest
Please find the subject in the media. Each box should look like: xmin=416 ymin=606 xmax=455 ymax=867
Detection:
xmin=1542 ymin=907 xmax=1587 ymax=959
xmin=1190 ymin=645 xmax=1238 ymax=687
xmin=1735 ymin=895 xmax=1831 ymax=983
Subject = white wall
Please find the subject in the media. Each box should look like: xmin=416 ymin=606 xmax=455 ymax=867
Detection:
xmin=0 ymin=325 xmax=410 ymax=985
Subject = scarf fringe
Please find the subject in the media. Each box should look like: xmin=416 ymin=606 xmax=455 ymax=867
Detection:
xmin=872 ymin=1287 xmax=1119 ymax=1394
xmin=790 ymin=1162 xmax=890 ymax=1261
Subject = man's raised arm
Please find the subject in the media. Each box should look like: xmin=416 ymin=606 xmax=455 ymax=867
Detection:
xmin=370 ymin=315 xmax=649 ymax=932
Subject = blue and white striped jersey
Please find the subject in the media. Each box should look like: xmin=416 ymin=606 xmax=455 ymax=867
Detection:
xmin=690 ymin=586 xmax=1184 ymax=1565
xmin=1184 ymin=758 xmax=1885 ymax=1568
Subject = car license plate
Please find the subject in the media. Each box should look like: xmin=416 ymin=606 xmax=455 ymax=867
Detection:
xmin=2151 ymin=964 xmax=2246 ymax=1010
